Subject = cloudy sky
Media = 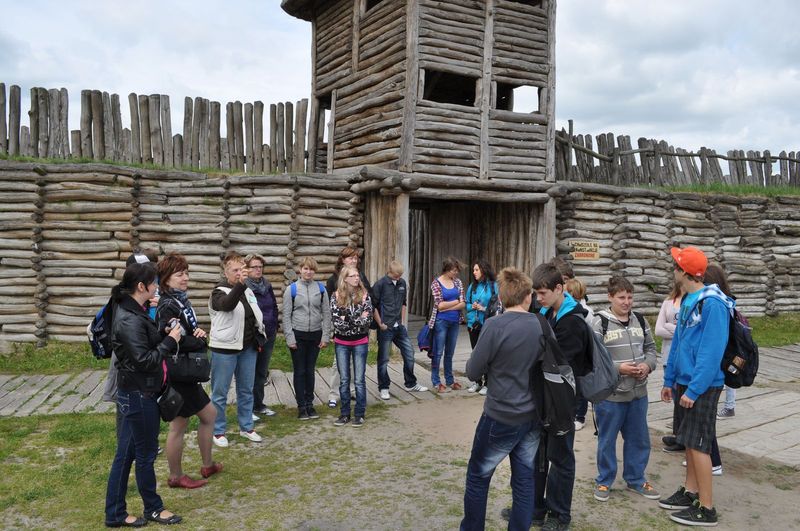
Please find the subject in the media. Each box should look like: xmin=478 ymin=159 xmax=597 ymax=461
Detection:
xmin=2 ymin=0 xmax=798 ymax=153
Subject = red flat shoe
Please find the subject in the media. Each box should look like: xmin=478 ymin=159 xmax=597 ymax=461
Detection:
xmin=167 ymin=474 xmax=208 ymax=489
xmin=451 ymin=382 xmax=463 ymax=391
xmin=200 ymin=462 xmax=224 ymax=479
xmin=436 ymin=384 xmax=449 ymax=393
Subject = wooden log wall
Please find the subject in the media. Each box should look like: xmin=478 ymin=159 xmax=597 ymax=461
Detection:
xmin=315 ymin=0 xmax=353 ymax=96
xmin=555 ymin=184 xmax=800 ymax=317
xmin=0 ymin=82 xmax=311 ymax=175
xmin=555 ymin=124 xmax=800 ymax=189
xmin=0 ymin=160 xmax=362 ymax=346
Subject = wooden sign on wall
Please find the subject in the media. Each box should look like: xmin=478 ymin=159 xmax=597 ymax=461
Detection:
xmin=570 ymin=240 xmax=600 ymax=261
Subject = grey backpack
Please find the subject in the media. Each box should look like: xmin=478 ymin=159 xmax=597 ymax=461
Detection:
xmin=577 ymin=321 xmax=619 ymax=403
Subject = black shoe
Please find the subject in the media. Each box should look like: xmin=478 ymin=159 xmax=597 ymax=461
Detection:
xmin=105 ymin=516 xmax=147 ymax=528
xmin=352 ymin=416 xmax=365 ymax=427
xmin=334 ymin=415 xmax=350 ymax=426
xmin=662 ymin=435 xmax=677 ymax=446
xmin=669 ymin=500 xmax=718 ymax=526
xmin=659 ymin=486 xmax=698 ymax=510
xmin=662 ymin=442 xmax=686 ymax=453
xmin=297 ymin=408 xmax=310 ymax=421
xmin=542 ymin=518 xmax=570 ymax=531
xmin=307 ymin=406 xmax=320 ymax=419
xmin=145 ymin=510 xmax=182 ymax=525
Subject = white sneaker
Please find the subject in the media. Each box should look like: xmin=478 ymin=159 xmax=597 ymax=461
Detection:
xmin=405 ymin=384 xmax=429 ymax=392
xmin=478 ymin=386 xmax=488 ymax=396
xmin=213 ymin=435 xmax=229 ymax=448
xmin=574 ymin=420 xmax=585 ymax=431
xmin=252 ymin=413 xmax=260 ymax=422
xmin=239 ymin=430 xmax=263 ymax=443
xmin=681 ymin=461 xmax=723 ymax=476
xmin=467 ymin=382 xmax=481 ymax=393
xmin=262 ymin=408 xmax=276 ymax=416
xmin=380 ymin=389 xmax=390 ymax=400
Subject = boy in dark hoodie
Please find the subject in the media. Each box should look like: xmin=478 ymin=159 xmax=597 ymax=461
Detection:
xmin=527 ymin=261 xmax=592 ymax=530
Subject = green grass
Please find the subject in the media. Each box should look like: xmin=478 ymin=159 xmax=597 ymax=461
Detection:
xmin=0 ymin=337 xmax=378 ymax=375
xmin=662 ymin=183 xmax=800 ymax=197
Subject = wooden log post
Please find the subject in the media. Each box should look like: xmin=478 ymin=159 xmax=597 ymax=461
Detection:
xmin=191 ymin=96 xmax=202 ymax=169
xmin=221 ymin=138 xmax=230 ymax=170
xmin=91 ymin=90 xmax=105 ymax=160
xmin=233 ymin=101 xmax=244 ymax=171
xmin=262 ymin=144 xmax=271 ymax=173
xmin=47 ymin=88 xmax=62 ymax=158
xmin=110 ymin=93 xmax=122 ymax=161
xmin=138 ymin=95 xmax=151 ymax=164
xmin=779 ymin=150 xmax=789 ymax=185
xmin=284 ymin=101 xmax=294 ymax=172
xmin=763 ymin=150 xmax=772 ymax=186
xmin=199 ymin=98 xmax=209 ymax=169
xmin=121 ymin=128 xmax=132 ymax=163
xmin=306 ymin=97 xmax=319 ymax=173
xmin=209 ymin=101 xmax=221 ymax=169
xmin=35 ymin=88 xmax=49 ymax=158
xmin=128 ymin=93 xmax=141 ymax=164
xmin=253 ymin=101 xmax=264 ymax=172
xmin=276 ymin=103 xmax=286 ymax=173
xmin=148 ymin=94 xmax=163 ymax=166
xmin=8 ymin=84 xmax=20 ymax=155
xmin=70 ymin=130 xmax=81 ymax=158
xmin=225 ymin=102 xmax=234 ymax=171
xmin=294 ymin=98 xmax=308 ymax=172
xmin=182 ymin=96 xmax=193 ymax=167
xmin=244 ymin=102 xmax=254 ymax=173
xmin=102 ymin=91 xmax=114 ymax=161
xmin=20 ymin=125 xmax=30 ymax=156
xmin=160 ymin=95 xmax=173 ymax=168
xmin=326 ymin=90 xmax=337 ymax=173
xmin=27 ymin=86 xmax=38 ymax=157
xmin=173 ymin=133 xmax=183 ymax=167
xmin=58 ymin=88 xmax=69 ymax=158
xmin=269 ymin=103 xmax=278 ymax=172
xmin=0 ymin=82 xmax=6 ymax=155
xmin=81 ymin=90 xmax=93 ymax=159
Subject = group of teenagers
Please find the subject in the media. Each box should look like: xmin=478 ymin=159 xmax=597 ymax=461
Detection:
xmin=460 ymin=246 xmax=737 ymax=530
xmin=102 ymin=246 xmax=434 ymax=527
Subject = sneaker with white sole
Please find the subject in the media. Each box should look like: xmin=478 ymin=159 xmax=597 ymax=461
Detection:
xmin=405 ymin=384 xmax=429 ymax=392
xmin=681 ymin=461 xmax=723 ymax=476
xmin=627 ymin=482 xmax=660 ymax=500
xmin=717 ymin=407 xmax=735 ymax=419
xmin=251 ymin=413 xmax=260 ymax=422
xmin=239 ymin=430 xmax=263 ymax=443
xmin=380 ymin=389 xmax=390 ymax=400
xmin=478 ymin=386 xmax=488 ymax=396
xmin=255 ymin=406 xmax=276 ymax=416
xmin=574 ymin=420 xmax=585 ymax=431
xmin=467 ymin=382 xmax=481 ymax=393
xmin=594 ymin=484 xmax=610 ymax=502
xmin=659 ymin=486 xmax=698 ymax=510
xmin=212 ymin=435 xmax=229 ymax=448
xmin=669 ymin=499 xmax=718 ymax=526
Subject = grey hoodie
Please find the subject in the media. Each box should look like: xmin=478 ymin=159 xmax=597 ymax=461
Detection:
xmin=592 ymin=309 xmax=657 ymax=403
xmin=282 ymin=279 xmax=332 ymax=346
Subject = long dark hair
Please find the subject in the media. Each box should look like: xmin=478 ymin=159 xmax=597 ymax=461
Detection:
xmin=111 ymin=263 xmax=157 ymax=303
xmin=441 ymin=256 xmax=462 ymax=274
xmin=473 ymin=259 xmax=496 ymax=284
xmin=704 ymin=263 xmax=733 ymax=297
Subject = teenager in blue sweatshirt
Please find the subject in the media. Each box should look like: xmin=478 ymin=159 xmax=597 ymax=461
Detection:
xmin=660 ymin=247 xmax=733 ymax=527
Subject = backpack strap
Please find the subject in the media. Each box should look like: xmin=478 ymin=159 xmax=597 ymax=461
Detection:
xmin=600 ymin=314 xmax=609 ymax=337
xmin=632 ymin=311 xmax=647 ymax=334
xmin=317 ymin=281 xmax=326 ymax=304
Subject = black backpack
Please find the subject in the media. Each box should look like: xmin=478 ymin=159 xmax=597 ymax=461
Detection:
xmin=87 ymin=298 xmax=114 ymax=360
xmin=699 ymin=301 xmax=759 ymax=388
xmin=531 ymin=314 xmax=576 ymax=436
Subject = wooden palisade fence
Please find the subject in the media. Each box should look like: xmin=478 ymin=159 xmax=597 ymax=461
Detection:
xmin=555 ymin=120 xmax=800 ymax=188
xmin=0 ymin=82 xmax=311 ymax=173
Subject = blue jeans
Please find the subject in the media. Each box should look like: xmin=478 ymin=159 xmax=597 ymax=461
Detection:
xmin=335 ymin=342 xmax=368 ymax=418
xmin=431 ymin=319 xmax=459 ymax=386
xmin=377 ymin=325 xmax=417 ymax=389
xmin=724 ymin=386 xmax=736 ymax=410
xmin=594 ymin=396 xmax=650 ymax=488
xmin=461 ymin=414 xmax=542 ymax=531
xmin=105 ymin=389 xmax=163 ymax=523
xmin=533 ymin=431 xmax=576 ymax=525
xmin=211 ymin=347 xmax=257 ymax=435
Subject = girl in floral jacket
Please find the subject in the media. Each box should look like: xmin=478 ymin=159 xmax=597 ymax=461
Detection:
xmin=330 ymin=265 xmax=373 ymax=427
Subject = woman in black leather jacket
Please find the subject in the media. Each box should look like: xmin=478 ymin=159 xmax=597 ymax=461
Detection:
xmin=104 ymin=262 xmax=183 ymax=528
xmin=156 ymin=253 xmax=222 ymax=490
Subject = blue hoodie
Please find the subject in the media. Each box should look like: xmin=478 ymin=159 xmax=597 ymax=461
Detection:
xmin=539 ymin=292 xmax=578 ymax=322
xmin=664 ymin=284 xmax=735 ymax=401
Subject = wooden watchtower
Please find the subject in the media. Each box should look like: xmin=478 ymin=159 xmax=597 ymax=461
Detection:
xmin=282 ymin=0 xmax=558 ymax=315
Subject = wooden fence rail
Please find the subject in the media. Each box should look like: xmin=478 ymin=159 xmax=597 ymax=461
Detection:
xmin=555 ymin=120 xmax=800 ymax=188
xmin=0 ymin=82 xmax=311 ymax=174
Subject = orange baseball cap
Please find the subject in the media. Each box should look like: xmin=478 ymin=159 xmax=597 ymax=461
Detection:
xmin=670 ymin=246 xmax=707 ymax=278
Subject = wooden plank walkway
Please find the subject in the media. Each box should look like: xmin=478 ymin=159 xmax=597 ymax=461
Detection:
xmin=1 ymin=345 xmax=799 ymax=467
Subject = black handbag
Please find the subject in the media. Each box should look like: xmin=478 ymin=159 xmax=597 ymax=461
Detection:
xmin=157 ymin=384 xmax=184 ymax=422
xmin=166 ymin=349 xmax=211 ymax=383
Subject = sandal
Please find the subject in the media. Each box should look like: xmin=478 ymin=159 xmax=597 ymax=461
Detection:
xmin=105 ymin=516 xmax=147 ymax=528
xmin=146 ymin=510 xmax=182 ymax=525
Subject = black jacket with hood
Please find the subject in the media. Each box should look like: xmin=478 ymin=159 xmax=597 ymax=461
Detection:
xmin=542 ymin=297 xmax=593 ymax=377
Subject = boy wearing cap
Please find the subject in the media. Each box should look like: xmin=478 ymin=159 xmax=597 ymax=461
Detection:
xmin=659 ymin=246 xmax=734 ymax=527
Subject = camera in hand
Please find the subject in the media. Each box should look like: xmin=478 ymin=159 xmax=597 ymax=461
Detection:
xmin=166 ymin=317 xmax=186 ymax=336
